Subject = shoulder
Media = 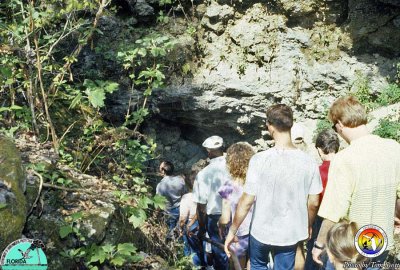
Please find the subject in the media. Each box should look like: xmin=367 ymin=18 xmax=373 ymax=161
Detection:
xmin=250 ymin=149 xmax=273 ymax=162
xmin=174 ymin=175 xmax=185 ymax=183
xmin=158 ymin=177 xmax=167 ymax=186
xmin=296 ymin=150 xmax=318 ymax=165
xmin=202 ymin=156 xmax=226 ymax=172
xmin=377 ymin=136 xmax=400 ymax=149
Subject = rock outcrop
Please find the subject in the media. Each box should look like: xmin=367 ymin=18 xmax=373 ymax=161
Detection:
xmin=150 ymin=1 xmax=399 ymax=148
xmin=0 ymin=136 xmax=27 ymax=252
xmin=80 ymin=0 xmax=400 ymax=167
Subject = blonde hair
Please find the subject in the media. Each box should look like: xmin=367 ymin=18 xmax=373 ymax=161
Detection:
xmin=326 ymin=220 xmax=365 ymax=266
xmin=226 ymin=142 xmax=255 ymax=185
xmin=328 ymin=96 xmax=368 ymax=127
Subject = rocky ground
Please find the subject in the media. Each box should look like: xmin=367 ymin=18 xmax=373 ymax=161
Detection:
xmin=12 ymin=133 xmax=174 ymax=269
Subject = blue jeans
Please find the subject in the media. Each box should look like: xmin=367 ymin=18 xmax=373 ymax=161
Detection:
xmin=166 ymin=207 xmax=179 ymax=241
xmin=207 ymin=214 xmax=229 ymax=270
xmin=249 ymin=234 xmax=297 ymax=270
xmin=183 ymin=221 xmax=206 ymax=267
xmin=323 ymin=248 xmax=389 ymax=270
xmin=366 ymin=251 xmax=389 ymax=270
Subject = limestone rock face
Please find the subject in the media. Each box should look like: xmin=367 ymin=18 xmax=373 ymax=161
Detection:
xmin=81 ymin=0 xmax=400 ymax=164
xmin=151 ymin=1 xmax=399 ymax=147
xmin=348 ymin=0 xmax=400 ymax=55
xmin=0 ymin=136 xmax=27 ymax=252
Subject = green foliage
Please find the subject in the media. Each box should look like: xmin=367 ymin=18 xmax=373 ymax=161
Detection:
xmin=60 ymin=211 xmax=141 ymax=268
xmin=186 ymin=24 xmax=196 ymax=36
xmin=351 ymin=71 xmax=376 ymax=110
xmin=82 ymin=243 xmax=141 ymax=268
xmin=1 ymin=0 xmax=177 ymax=267
xmin=313 ymin=118 xmax=332 ymax=141
xmin=29 ymin=162 xmax=74 ymax=187
xmin=351 ymin=66 xmax=400 ymax=109
xmin=159 ymin=0 xmax=174 ymax=5
xmin=157 ymin=11 xmax=170 ymax=24
xmin=376 ymin=83 xmax=400 ymax=106
xmin=0 ymin=105 xmax=32 ymax=137
xmin=372 ymin=117 xmax=400 ymax=142
xmin=305 ymin=24 xmax=348 ymax=63
xmin=83 ymin=80 xmax=119 ymax=108
xmin=59 ymin=211 xmax=85 ymax=240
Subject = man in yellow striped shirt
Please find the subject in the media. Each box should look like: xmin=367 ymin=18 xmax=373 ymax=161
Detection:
xmin=312 ymin=96 xmax=400 ymax=269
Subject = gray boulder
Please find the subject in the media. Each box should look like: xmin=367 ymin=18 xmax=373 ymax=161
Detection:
xmin=0 ymin=136 xmax=27 ymax=252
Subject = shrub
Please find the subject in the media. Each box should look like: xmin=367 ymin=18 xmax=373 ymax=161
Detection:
xmin=372 ymin=117 xmax=400 ymax=142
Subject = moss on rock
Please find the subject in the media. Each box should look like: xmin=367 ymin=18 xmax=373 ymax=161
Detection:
xmin=0 ymin=136 xmax=27 ymax=252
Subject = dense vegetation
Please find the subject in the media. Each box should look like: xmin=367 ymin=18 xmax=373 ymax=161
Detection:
xmin=1 ymin=0 xmax=399 ymax=268
xmin=314 ymin=65 xmax=400 ymax=142
xmin=0 ymin=0 xmax=191 ymax=268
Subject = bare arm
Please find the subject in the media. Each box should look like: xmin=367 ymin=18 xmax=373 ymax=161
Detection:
xmin=224 ymin=192 xmax=255 ymax=257
xmin=307 ymin=194 xmax=320 ymax=232
xmin=179 ymin=216 xmax=186 ymax=231
xmin=312 ymin=218 xmax=335 ymax=265
xmin=219 ymin=199 xmax=231 ymax=225
xmin=396 ymin=198 xmax=400 ymax=219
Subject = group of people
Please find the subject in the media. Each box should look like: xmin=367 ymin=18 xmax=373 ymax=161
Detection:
xmin=156 ymin=95 xmax=400 ymax=270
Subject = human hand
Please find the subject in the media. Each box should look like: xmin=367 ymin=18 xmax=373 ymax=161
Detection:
xmin=224 ymin=230 xmax=238 ymax=258
xmin=312 ymin=246 xmax=324 ymax=266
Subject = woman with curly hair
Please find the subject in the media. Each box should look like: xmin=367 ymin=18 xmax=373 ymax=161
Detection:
xmin=218 ymin=142 xmax=256 ymax=269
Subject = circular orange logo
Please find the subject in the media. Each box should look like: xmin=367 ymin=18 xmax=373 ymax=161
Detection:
xmin=355 ymin=224 xmax=387 ymax=258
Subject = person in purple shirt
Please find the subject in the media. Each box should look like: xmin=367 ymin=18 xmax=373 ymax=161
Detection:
xmin=218 ymin=142 xmax=256 ymax=269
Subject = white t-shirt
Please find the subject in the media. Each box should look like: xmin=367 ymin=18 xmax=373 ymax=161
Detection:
xmin=244 ymin=148 xmax=322 ymax=246
xmin=180 ymin=193 xmax=197 ymax=223
xmin=192 ymin=156 xmax=230 ymax=215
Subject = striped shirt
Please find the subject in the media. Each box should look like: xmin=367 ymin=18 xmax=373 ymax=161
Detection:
xmin=318 ymin=135 xmax=400 ymax=249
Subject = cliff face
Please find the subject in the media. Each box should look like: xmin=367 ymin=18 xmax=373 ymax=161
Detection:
xmin=88 ymin=0 xmax=400 ymax=170
xmin=149 ymin=0 xmax=400 ymax=148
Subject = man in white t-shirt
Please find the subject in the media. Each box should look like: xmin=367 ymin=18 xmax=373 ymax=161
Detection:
xmin=156 ymin=161 xmax=186 ymax=241
xmin=193 ymin=135 xmax=230 ymax=270
xmin=224 ymin=104 xmax=322 ymax=270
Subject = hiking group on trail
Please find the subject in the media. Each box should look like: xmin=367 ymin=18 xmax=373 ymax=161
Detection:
xmin=156 ymin=95 xmax=400 ymax=270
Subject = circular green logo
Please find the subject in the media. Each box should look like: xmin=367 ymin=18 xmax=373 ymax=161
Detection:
xmin=1 ymin=239 xmax=48 ymax=270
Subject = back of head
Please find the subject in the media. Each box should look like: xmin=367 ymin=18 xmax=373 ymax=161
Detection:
xmin=327 ymin=220 xmax=365 ymax=265
xmin=328 ymin=96 xmax=368 ymax=128
xmin=226 ymin=142 xmax=256 ymax=184
xmin=266 ymin=104 xmax=293 ymax=132
xmin=315 ymin=129 xmax=340 ymax=155
xmin=184 ymin=169 xmax=199 ymax=191
xmin=160 ymin=161 xmax=174 ymax=176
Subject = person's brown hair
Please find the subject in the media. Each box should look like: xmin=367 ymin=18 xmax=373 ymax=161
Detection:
xmin=328 ymin=96 xmax=368 ymax=127
xmin=160 ymin=161 xmax=174 ymax=176
xmin=226 ymin=142 xmax=255 ymax=185
xmin=326 ymin=220 xmax=365 ymax=265
xmin=315 ymin=129 xmax=340 ymax=155
xmin=184 ymin=169 xmax=199 ymax=191
xmin=266 ymin=104 xmax=293 ymax=132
